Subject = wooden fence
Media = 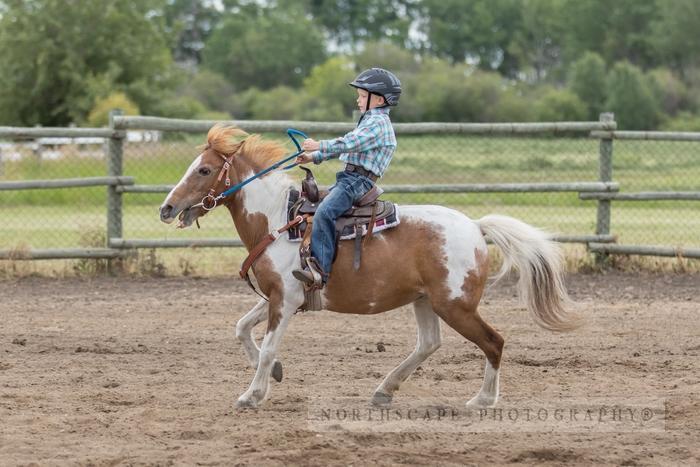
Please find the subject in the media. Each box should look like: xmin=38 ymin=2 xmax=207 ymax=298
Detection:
xmin=1 ymin=113 xmax=699 ymax=260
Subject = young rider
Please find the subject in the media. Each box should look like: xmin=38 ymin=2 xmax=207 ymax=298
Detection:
xmin=292 ymin=67 xmax=401 ymax=288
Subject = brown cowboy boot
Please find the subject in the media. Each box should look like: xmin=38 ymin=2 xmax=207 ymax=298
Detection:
xmin=292 ymin=258 xmax=325 ymax=288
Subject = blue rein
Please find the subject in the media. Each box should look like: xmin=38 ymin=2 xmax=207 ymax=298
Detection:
xmin=198 ymin=128 xmax=308 ymax=211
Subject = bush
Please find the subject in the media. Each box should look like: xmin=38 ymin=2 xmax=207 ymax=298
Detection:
xmin=605 ymin=61 xmax=660 ymax=130
xmin=86 ymin=92 xmax=139 ymax=127
xmin=534 ymin=88 xmax=588 ymax=121
xmin=303 ymin=56 xmax=357 ymax=118
xmin=660 ymin=111 xmax=700 ymax=131
xmin=646 ymin=68 xmax=690 ymax=116
xmin=155 ymin=95 xmax=208 ymax=119
xmin=569 ymin=52 xmax=607 ymax=119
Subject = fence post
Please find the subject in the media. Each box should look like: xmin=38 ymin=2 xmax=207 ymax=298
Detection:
xmin=107 ymin=109 xmax=124 ymax=245
xmin=596 ymin=112 xmax=614 ymax=264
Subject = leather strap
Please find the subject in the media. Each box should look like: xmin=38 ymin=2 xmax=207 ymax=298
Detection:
xmin=353 ymin=222 xmax=362 ymax=271
xmin=363 ymin=203 xmax=377 ymax=247
xmin=239 ymin=215 xmax=306 ymax=286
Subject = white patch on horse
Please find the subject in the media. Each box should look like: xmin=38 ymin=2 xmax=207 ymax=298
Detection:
xmin=400 ymin=205 xmax=487 ymax=300
xmin=241 ymin=170 xmax=304 ymax=307
xmin=240 ymin=171 xmax=292 ymax=224
xmin=165 ymin=154 xmax=202 ymax=202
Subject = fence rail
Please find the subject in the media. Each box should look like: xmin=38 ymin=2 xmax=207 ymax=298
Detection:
xmin=0 ymin=176 xmax=134 ymax=191
xmin=114 ymin=116 xmax=617 ymax=135
xmin=1 ymin=114 xmax=698 ymax=262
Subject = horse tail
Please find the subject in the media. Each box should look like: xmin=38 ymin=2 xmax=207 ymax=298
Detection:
xmin=476 ymin=214 xmax=582 ymax=332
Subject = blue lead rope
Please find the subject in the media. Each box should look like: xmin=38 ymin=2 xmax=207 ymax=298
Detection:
xmin=204 ymin=128 xmax=308 ymax=208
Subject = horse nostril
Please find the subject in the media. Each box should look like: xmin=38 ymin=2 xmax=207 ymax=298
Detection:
xmin=160 ymin=204 xmax=173 ymax=219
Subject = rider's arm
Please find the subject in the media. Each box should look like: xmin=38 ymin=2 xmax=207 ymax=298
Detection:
xmin=312 ymin=117 xmax=381 ymax=164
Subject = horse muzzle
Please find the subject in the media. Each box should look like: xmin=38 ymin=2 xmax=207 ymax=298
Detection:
xmin=159 ymin=204 xmax=177 ymax=224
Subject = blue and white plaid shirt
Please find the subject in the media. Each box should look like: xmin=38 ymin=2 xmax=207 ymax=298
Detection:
xmin=312 ymin=107 xmax=396 ymax=178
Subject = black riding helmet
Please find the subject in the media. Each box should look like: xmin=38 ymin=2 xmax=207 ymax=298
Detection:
xmin=349 ymin=68 xmax=402 ymax=111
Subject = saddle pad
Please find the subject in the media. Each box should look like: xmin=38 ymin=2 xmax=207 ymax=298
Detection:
xmin=285 ymin=189 xmax=400 ymax=242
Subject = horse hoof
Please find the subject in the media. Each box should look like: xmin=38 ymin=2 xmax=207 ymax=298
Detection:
xmin=370 ymin=391 xmax=392 ymax=407
xmin=235 ymin=397 xmax=258 ymax=409
xmin=466 ymin=395 xmax=497 ymax=409
xmin=271 ymin=361 xmax=283 ymax=382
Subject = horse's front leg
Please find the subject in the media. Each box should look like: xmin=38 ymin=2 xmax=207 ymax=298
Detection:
xmin=235 ymin=294 xmax=298 ymax=408
xmin=235 ymin=299 xmax=283 ymax=382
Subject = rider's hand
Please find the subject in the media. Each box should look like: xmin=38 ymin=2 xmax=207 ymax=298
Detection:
xmin=302 ymin=138 xmax=320 ymax=152
xmin=296 ymin=152 xmax=314 ymax=165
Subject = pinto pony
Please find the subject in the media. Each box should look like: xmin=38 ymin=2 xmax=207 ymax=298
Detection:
xmin=159 ymin=124 xmax=580 ymax=409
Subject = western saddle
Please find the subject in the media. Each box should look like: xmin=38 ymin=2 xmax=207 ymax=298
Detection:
xmin=287 ymin=167 xmax=398 ymax=306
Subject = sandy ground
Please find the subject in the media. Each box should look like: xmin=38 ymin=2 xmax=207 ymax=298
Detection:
xmin=1 ymin=271 xmax=699 ymax=466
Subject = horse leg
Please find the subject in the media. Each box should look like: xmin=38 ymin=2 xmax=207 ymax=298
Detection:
xmin=235 ymin=299 xmax=283 ymax=382
xmin=433 ymin=304 xmax=504 ymax=408
xmin=371 ymin=296 xmax=442 ymax=406
xmin=235 ymin=298 xmax=296 ymax=408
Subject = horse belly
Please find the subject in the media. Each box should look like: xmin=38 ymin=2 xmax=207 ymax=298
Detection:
xmin=322 ymin=205 xmax=487 ymax=314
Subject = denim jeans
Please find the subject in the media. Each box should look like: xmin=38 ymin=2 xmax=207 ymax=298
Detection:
xmin=311 ymin=170 xmax=375 ymax=281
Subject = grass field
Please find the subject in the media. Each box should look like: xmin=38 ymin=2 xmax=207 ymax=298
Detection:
xmin=1 ymin=134 xmax=698 ymax=275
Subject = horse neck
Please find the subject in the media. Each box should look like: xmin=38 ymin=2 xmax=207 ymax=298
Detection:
xmin=225 ymin=167 xmax=295 ymax=250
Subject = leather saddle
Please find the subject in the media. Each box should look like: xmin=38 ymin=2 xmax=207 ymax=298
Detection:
xmin=287 ymin=167 xmax=399 ymax=270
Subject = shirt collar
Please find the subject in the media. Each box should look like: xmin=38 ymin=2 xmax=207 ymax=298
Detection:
xmin=364 ymin=106 xmax=391 ymax=116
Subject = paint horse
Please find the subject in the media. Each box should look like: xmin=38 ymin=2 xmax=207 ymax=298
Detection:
xmin=159 ymin=124 xmax=581 ymax=409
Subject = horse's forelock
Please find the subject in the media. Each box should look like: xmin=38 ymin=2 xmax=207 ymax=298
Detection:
xmin=206 ymin=124 xmax=248 ymax=154
xmin=204 ymin=124 xmax=288 ymax=166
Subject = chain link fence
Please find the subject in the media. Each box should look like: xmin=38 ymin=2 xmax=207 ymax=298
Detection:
xmin=1 ymin=118 xmax=698 ymax=271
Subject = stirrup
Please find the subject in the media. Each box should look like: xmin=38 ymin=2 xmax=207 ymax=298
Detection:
xmin=293 ymin=258 xmax=324 ymax=288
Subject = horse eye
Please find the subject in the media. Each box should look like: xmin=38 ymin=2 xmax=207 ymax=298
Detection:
xmin=198 ymin=167 xmax=211 ymax=176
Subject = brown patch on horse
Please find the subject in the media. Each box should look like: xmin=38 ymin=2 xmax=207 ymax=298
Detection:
xmin=322 ymin=218 xmax=440 ymax=314
xmin=459 ymin=247 xmax=490 ymax=308
xmin=250 ymin=254 xmax=284 ymax=332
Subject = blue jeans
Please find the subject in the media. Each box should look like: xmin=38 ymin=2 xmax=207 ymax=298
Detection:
xmin=311 ymin=171 xmax=375 ymax=281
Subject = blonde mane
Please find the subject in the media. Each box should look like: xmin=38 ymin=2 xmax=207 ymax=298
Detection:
xmin=206 ymin=124 xmax=289 ymax=166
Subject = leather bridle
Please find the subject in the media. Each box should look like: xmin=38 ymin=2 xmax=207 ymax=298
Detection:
xmin=200 ymin=146 xmax=236 ymax=211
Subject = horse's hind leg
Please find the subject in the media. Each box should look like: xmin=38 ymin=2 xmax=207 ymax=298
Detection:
xmin=433 ymin=302 xmax=504 ymax=408
xmin=371 ymin=296 xmax=441 ymax=406
xmin=235 ymin=299 xmax=283 ymax=382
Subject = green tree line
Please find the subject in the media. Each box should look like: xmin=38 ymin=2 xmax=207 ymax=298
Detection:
xmin=0 ymin=0 xmax=699 ymax=129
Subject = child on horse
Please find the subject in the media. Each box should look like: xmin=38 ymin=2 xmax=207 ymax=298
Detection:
xmin=293 ymin=67 xmax=402 ymax=288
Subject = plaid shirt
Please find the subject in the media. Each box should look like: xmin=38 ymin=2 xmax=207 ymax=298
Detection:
xmin=312 ymin=107 xmax=396 ymax=177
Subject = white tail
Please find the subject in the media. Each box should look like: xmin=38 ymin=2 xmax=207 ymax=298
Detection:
xmin=477 ymin=214 xmax=582 ymax=332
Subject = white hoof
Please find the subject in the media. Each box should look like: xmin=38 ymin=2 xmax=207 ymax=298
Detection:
xmin=235 ymin=396 xmax=258 ymax=409
xmin=466 ymin=394 xmax=497 ymax=409
xmin=236 ymin=389 xmax=265 ymax=409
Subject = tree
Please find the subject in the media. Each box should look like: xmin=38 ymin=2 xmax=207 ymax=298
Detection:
xmin=0 ymin=0 xmax=173 ymax=126
xmin=302 ymin=0 xmax=418 ymax=51
xmin=569 ymin=52 xmax=607 ymax=119
xmin=202 ymin=6 xmax=326 ymax=90
xmin=561 ymin=0 xmax=657 ymax=69
xmin=507 ymin=0 xmax=566 ymax=81
xmin=420 ymin=0 xmax=522 ymax=76
xmin=162 ymin=0 xmax=222 ymax=65
xmin=650 ymin=0 xmax=700 ymax=76
xmin=605 ymin=62 xmax=660 ymax=130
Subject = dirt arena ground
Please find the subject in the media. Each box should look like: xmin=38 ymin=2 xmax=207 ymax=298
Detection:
xmin=1 ymin=271 xmax=698 ymax=466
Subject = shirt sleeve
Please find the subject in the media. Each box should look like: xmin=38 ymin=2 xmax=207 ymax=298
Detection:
xmin=313 ymin=117 xmax=381 ymax=163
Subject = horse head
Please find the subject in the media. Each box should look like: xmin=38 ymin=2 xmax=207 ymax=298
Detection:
xmin=159 ymin=124 xmax=247 ymax=228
